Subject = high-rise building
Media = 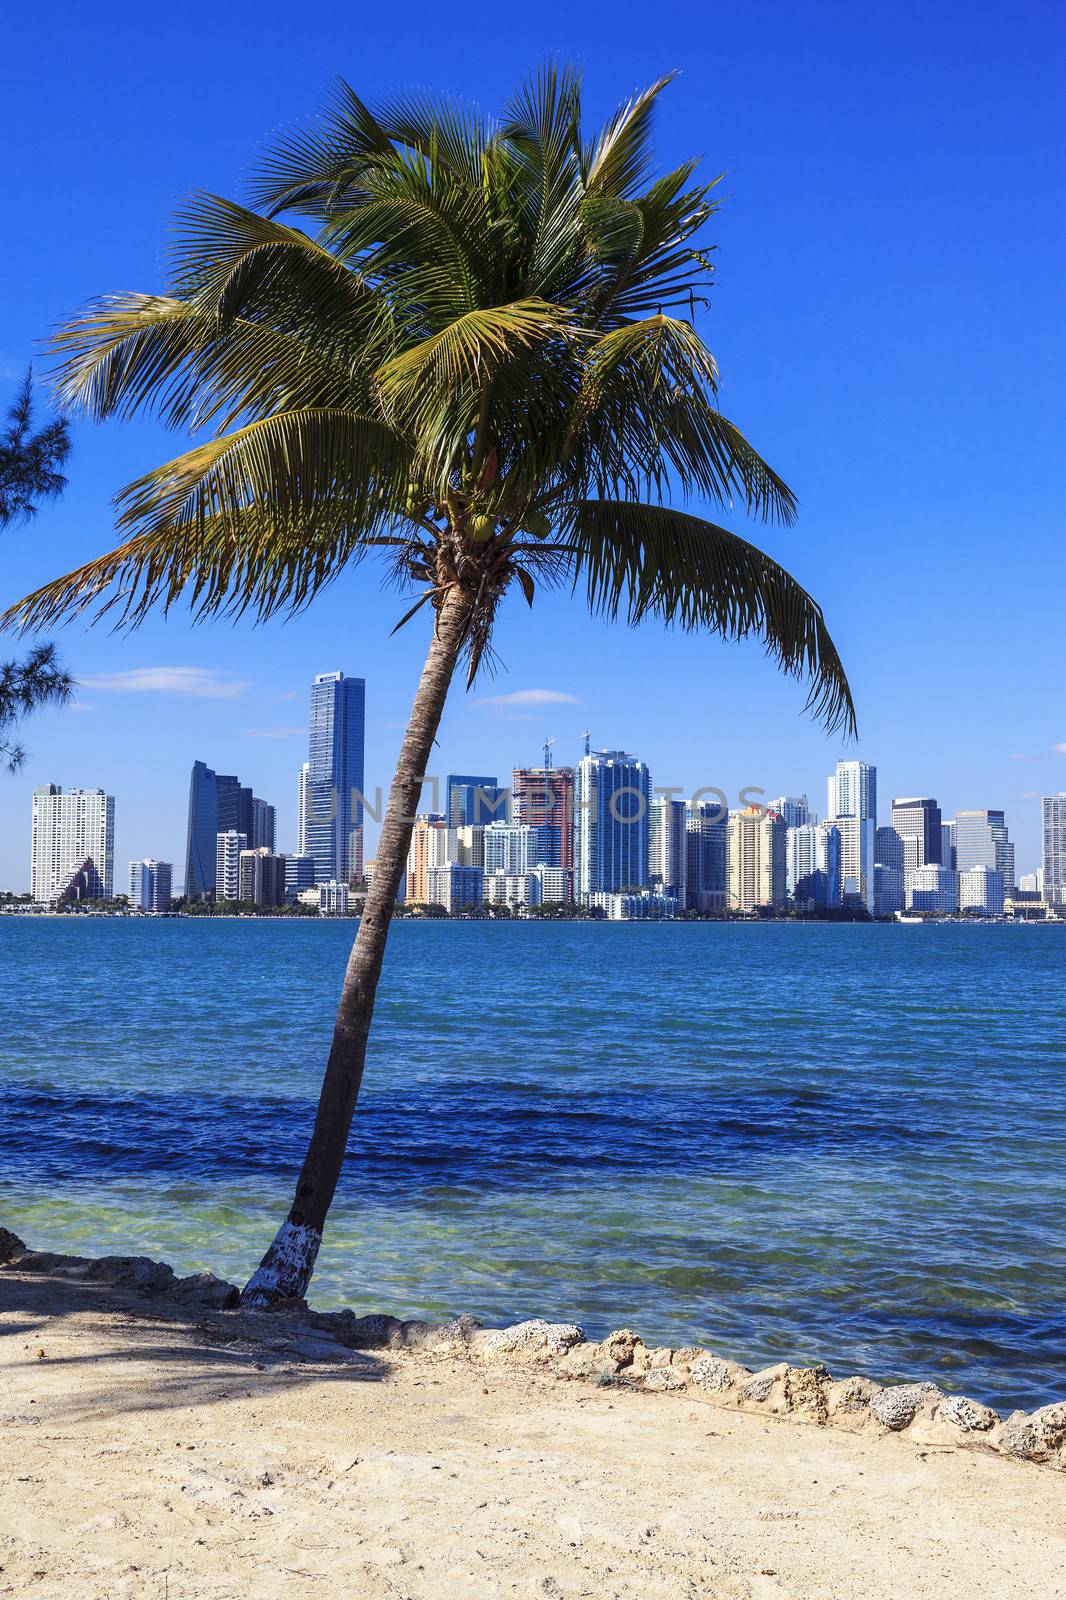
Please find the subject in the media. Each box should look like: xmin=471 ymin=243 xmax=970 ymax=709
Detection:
xmin=875 ymin=826 xmax=905 ymax=872
xmin=874 ymin=863 xmax=905 ymax=917
xmin=282 ymin=852 xmax=317 ymax=906
xmin=446 ymin=774 xmax=508 ymax=828
xmin=941 ymin=819 xmax=957 ymax=870
xmin=482 ymin=822 xmax=552 ymax=875
xmin=128 ymin=859 xmax=173 ymax=912
xmin=533 ymin=864 xmax=573 ymax=902
xmin=449 ymin=825 xmax=486 ymax=869
xmin=958 ymin=866 xmax=1005 ymax=916
xmin=31 ymin=785 xmax=115 ymax=902
xmin=685 ymin=802 xmax=728 ymax=912
xmin=512 ymin=765 xmax=575 ymax=869
xmin=955 ymin=810 xmax=1014 ymax=891
xmin=238 ymin=848 xmax=286 ymax=907
xmin=251 ymin=798 xmax=277 ymax=853
xmin=770 ymin=795 xmax=815 ymax=828
xmin=185 ymin=760 xmax=273 ymax=897
xmin=728 ymin=806 xmax=786 ymax=913
xmin=317 ymin=880 xmax=351 ymax=915
xmin=575 ymin=749 xmax=652 ymax=897
xmin=890 ymin=797 xmax=943 ymax=868
xmin=905 ymin=865 xmax=957 ymax=914
xmin=483 ymin=872 xmax=542 ymax=910
xmin=786 ymin=822 xmax=841 ymax=909
xmin=305 ymin=671 xmax=365 ymax=884
xmin=826 ymin=761 xmax=876 ymax=912
xmin=215 ymin=831 xmax=247 ymax=901
xmin=427 ymin=863 xmax=482 ymax=912
xmin=1043 ymin=794 xmax=1066 ymax=907
xmin=649 ymin=797 xmax=688 ymax=902
xmin=407 ymin=814 xmax=449 ymax=903
xmin=297 ymin=762 xmax=310 ymax=854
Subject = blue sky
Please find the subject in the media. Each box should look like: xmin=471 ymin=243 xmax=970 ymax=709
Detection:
xmin=2 ymin=0 xmax=1064 ymax=887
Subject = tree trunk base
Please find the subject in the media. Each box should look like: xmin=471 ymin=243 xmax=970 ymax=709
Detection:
xmin=239 ymin=1219 xmax=322 ymax=1307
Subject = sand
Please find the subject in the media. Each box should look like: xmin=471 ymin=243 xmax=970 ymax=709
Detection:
xmin=1 ymin=1265 xmax=1063 ymax=1600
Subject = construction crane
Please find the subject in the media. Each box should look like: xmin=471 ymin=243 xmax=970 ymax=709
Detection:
xmin=581 ymin=729 xmax=592 ymax=757
xmin=542 ymin=735 xmax=555 ymax=772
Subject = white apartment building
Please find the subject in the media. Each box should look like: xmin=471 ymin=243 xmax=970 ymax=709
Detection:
xmin=482 ymin=822 xmax=551 ymax=876
xmin=826 ymin=760 xmax=876 ymax=911
xmin=904 ymin=865 xmax=958 ymax=914
xmin=215 ymin=831 xmax=247 ymax=901
xmin=648 ymin=796 xmax=688 ymax=901
xmin=1042 ymin=794 xmax=1066 ymax=907
xmin=31 ymin=785 xmax=115 ymax=902
xmin=958 ymin=866 xmax=1005 ymax=916
xmin=128 ymin=858 xmax=173 ymax=912
xmin=482 ymin=872 xmax=542 ymax=909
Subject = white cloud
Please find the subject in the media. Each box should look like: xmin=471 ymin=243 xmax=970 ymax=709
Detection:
xmin=241 ymin=726 xmax=305 ymax=739
xmin=67 ymin=702 xmax=95 ymax=714
xmin=1053 ymin=742 xmax=1066 ymax=755
xmin=79 ymin=667 xmax=249 ymax=699
xmin=476 ymin=688 xmax=581 ymax=707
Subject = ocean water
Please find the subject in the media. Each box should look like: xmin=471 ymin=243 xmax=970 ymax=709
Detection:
xmin=1 ymin=917 xmax=1063 ymax=1413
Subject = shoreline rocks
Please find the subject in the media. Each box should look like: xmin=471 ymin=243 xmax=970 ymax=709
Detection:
xmin=2 ymin=1228 xmax=1061 ymax=1472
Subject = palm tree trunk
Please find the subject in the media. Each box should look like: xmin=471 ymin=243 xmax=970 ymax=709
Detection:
xmin=240 ymin=583 xmax=472 ymax=1306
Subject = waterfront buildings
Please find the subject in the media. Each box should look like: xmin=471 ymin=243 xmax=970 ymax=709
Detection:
xmin=728 ymin=805 xmax=786 ymax=913
xmin=826 ymin=761 xmax=876 ymax=912
xmin=512 ymin=764 xmax=575 ymax=869
xmin=1043 ymin=794 xmax=1066 ymax=908
xmin=534 ymin=865 xmax=573 ymax=902
xmin=685 ymin=802 xmax=728 ymax=912
xmin=128 ymin=858 xmax=172 ymax=912
xmin=303 ymin=671 xmax=365 ymax=885
xmin=407 ymin=814 xmax=449 ymax=903
xmin=786 ymin=822 xmax=841 ymax=909
xmin=483 ymin=871 xmax=542 ymax=909
xmin=238 ymin=847 xmax=286 ymax=908
xmin=874 ymin=862 xmax=905 ymax=916
xmin=427 ymin=862 xmax=483 ymax=912
xmin=283 ymin=853 xmax=316 ymax=905
xmin=587 ymin=889 xmax=680 ymax=920
xmin=649 ymin=797 xmax=688 ymax=902
xmin=958 ymin=866 xmax=1005 ymax=916
xmin=317 ymin=880 xmax=351 ymax=914
xmin=770 ymin=795 xmax=815 ymax=827
xmin=904 ymin=864 xmax=957 ymax=914
xmin=215 ymin=831 xmax=247 ymax=901
xmin=574 ymin=748 xmax=652 ymax=896
xmin=955 ymin=810 xmax=1014 ymax=891
xmin=31 ymin=785 xmax=115 ymax=902
xmin=446 ymin=774 xmax=508 ymax=828
xmin=890 ymin=797 xmax=942 ymax=868
xmin=482 ymin=822 xmax=552 ymax=875
xmin=184 ymin=760 xmax=275 ymax=898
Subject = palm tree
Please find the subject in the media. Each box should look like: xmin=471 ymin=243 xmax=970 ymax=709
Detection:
xmin=3 ymin=69 xmax=855 ymax=1305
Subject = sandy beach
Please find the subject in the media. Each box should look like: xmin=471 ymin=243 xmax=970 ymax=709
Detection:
xmin=2 ymin=1254 xmax=1064 ymax=1600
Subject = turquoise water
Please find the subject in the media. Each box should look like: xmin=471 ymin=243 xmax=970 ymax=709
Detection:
xmin=1 ymin=918 xmax=1063 ymax=1412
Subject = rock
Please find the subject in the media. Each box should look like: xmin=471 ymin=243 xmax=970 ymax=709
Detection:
xmin=424 ymin=1314 xmax=484 ymax=1350
xmin=307 ymin=1310 xmax=403 ymax=1348
xmin=740 ymin=1364 xmax=789 ymax=1405
xmin=167 ymin=1272 xmax=240 ymax=1310
xmin=642 ymin=1366 xmax=687 ymax=1393
xmin=288 ymin=1333 xmax=355 ymax=1364
xmin=0 ymin=1228 xmax=27 ymax=1265
xmin=937 ymin=1394 xmax=999 ymax=1433
xmin=688 ymin=1354 xmax=752 ymax=1394
xmin=783 ymin=1365 xmax=831 ymax=1423
xmin=480 ymin=1319 xmax=585 ymax=1364
xmin=870 ymin=1382 xmax=942 ymax=1432
xmin=84 ymin=1257 xmax=176 ymax=1294
xmin=997 ymin=1403 xmax=1066 ymax=1462
xmin=826 ymin=1376 xmax=882 ymax=1423
xmin=647 ymin=1347 xmax=676 ymax=1370
xmin=599 ymin=1329 xmax=644 ymax=1370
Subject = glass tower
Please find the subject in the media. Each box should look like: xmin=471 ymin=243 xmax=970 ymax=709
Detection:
xmin=305 ymin=672 xmax=366 ymax=884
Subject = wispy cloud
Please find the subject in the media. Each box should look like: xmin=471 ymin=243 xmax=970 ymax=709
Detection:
xmin=67 ymin=702 xmax=94 ymax=714
xmin=79 ymin=667 xmax=249 ymax=699
xmin=241 ymin=726 xmax=305 ymax=739
xmin=1053 ymin=742 xmax=1066 ymax=755
xmin=476 ymin=688 xmax=581 ymax=708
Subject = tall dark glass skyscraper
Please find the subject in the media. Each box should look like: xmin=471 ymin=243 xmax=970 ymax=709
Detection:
xmin=304 ymin=671 xmax=366 ymax=884
xmin=184 ymin=761 xmax=271 ymax=898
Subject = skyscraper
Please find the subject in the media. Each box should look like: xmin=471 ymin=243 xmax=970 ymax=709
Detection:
xmin=31 ymin=785 xmax=115 ymax=902
xmin=215 ymin=831 xmax=247 ymax=901
xmin=512 ymin=764 xmax=575 ymax=869
xmin=826 ymin=760 xmax=876 ymax=912
xmin=305 ymin=671 xmax=366 ymax=884
xmin=1042 ymin=794 xmax=1066 ymax=907
xmin=238 ymin=848 xmax=286 ymax=907
xmin=955 ymin=810 xmax=1014 ymax=891
xmin=874 ymin=825 xmax=905 ymax=916
xmin=574 ymin=749 xmax=652 ymax=897
xmin=685 ymin=802 xmax=728 ymax=912
xmin=406 ymin=814 xmax=449 ymax=903
xmin=890 ymin=797 xmax=943 ymax=868
xmin=251 ymin=797 xmax=277 ymax=852
xmin=446 ymin=774 xmax=508 ymax=827
xmin=769 ymin=795 xmax=815 ymax=827
xmin=728 ymin=806 xmax=786 ymax=913
xmin=482 ymin=823 xmax=552 ymax=875
xmin=649 ymin=796 xmax=688 ymax=901
xmin=185 ymin=760 xmax=273 ymax=898
xmin=129 ymin=859 xmax=173 ymax=912
xmin=786 ymin=822 xmax=841 ymax=909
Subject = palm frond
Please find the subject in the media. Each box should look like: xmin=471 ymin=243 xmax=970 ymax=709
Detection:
xmin=565 ymin=499 xmax=855 ymax=733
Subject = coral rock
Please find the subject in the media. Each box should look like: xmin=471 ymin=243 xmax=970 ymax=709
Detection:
xmin=937 ymin=1394 xmax=999 ymax=1433
xmin=480 ymin=1319 xmax=585 ymax=1364
xmin=741 ymin=1364 xmax=789 ymax=1406
xmin=84 ymin=1256 xmax=176 ymax=1294
xmin=783 ymin=1364 xmax=831 ymax=1423
xmin=643 ymin=1366 xmax=687 ymax=1393
xmin=998 ymin=1403 xmax=1066 ymax=1462
xmin=688 ymin=1355 xmax=751 ymax=1394
xmin=167 ymin=1272 xmax=240 ymax=1310
xmin=870 ymin=1383 xmax=942 ymax=1432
